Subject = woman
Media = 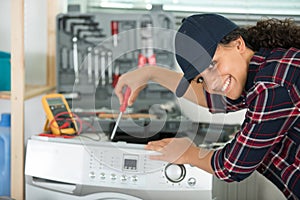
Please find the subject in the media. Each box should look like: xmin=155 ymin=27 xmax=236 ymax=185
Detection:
xmin=114 ymin=14 xmax=300 ymax=199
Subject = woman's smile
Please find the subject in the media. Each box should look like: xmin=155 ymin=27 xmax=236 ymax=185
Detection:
xmin=221 ymin=75 xmax=231 ymax=93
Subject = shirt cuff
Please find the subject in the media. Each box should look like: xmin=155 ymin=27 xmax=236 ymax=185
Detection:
xmin=211 ymin=148 xmax=234 ymax=182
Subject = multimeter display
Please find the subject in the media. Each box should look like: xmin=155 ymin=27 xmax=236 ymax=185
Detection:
xmin=47 ymin=97 xmax=65 ymax=106
xmin=47 ymin=98 xmax=68 ymax=116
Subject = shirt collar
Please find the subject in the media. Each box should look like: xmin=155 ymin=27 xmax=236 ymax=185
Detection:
xmin=244 ymin=48 xmax=271 ymax=92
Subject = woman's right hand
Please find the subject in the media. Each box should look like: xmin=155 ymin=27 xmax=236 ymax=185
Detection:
xmin=114 ymin=67 xmax=151 ymax=106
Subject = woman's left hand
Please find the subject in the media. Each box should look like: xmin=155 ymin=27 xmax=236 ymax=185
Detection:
xmin=144 ymin=137 xmax=199 ymax=164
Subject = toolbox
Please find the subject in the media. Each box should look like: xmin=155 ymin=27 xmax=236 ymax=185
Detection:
xmin=55 ymin=8 xmax=201 ymax=143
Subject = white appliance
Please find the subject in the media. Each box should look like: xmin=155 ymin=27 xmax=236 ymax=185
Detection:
xmin=25 ymin=135 xmax=212 ymax=200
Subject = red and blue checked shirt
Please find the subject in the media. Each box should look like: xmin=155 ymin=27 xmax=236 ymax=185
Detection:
xmin=206 ymin=47 xmax=300 ymax=200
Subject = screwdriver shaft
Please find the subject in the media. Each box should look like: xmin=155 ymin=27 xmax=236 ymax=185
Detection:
xmin=110 ymin=111 xmax=122 ymax=140
xmin=110 ymin=87 xmax=131 ymax=141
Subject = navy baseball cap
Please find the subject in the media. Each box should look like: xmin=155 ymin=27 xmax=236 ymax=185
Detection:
xmin=175 ymin=14 xmax=238 ymax=97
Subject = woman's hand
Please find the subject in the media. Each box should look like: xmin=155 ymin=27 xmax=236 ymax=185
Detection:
xmin=145 ymin=137 xmax=215 ymax=174
xmin=144 ymin=137 xmax=199 ymax=164
xmin=114 ymin=67 xmax=151 ymax=106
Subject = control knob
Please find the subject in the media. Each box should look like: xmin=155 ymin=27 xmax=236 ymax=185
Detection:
xmin=164 ymin=163 xmax=186 ymax=183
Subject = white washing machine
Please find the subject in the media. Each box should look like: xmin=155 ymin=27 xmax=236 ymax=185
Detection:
xmin=25 ymin=135 xmax=212 ymax=200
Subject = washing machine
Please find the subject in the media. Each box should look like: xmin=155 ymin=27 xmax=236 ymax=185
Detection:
xmin=25 ymin=134 xmax=212 ymax=200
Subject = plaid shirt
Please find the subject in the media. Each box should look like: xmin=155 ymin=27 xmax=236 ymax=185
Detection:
xmin=206 ymin=47 xmax=300 ymax=200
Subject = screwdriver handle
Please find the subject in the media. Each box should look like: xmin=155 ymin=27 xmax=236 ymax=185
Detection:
xmin=120 ymin=87 xmax=131 ymax=112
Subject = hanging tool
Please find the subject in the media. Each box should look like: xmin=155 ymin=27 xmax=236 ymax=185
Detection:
xmin=94 ymin=48 xmax=100 ymax=87
xmin=112 ymin=64 xmax=120 ymax=88
xmin=111 ymin=21 xmax=119 ymax=47
xmin=139 ymin=18 xmax=156 ymax=67
xmin=87 ymin=47 xmax=93 ymax=83
xmin=100 ymin=51 xmax=106 ymax=86
xmin=72 ymin=36 xmax=79 ymax=84
xmin=110 ymin=87 xmax=131 ymax=140
xmin=61 ymin=47 xmax=69 ymax=70
xmin=107 ymin=51 xmax=113 ymax=84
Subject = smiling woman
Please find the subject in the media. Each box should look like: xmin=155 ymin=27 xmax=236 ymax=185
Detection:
xmin=115 ymin=13 xmax=300 ymax=200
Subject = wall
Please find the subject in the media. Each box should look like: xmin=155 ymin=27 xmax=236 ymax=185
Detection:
xmin=0 ymin=0 xmax=66 ymax=142
xmin=0 ymin=0 xmax=47 ymax=85
xmin=0 ymin=96 xmax=46 ymax=145
xmin=0 ymin=0 xmax=11 ymax=52
xmin=24 ymin=0 xmax=48 ymax=85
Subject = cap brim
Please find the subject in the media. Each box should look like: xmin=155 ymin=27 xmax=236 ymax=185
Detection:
xmin=175 ymin=76 xmax=190 ymax=97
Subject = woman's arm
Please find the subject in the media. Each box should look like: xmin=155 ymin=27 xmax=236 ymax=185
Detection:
xmin=114 ymin=66 xmax=208 ymax=107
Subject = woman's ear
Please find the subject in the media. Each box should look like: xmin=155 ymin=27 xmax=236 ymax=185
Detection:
xmin=236 ymin=36 xmax=246 ymax=52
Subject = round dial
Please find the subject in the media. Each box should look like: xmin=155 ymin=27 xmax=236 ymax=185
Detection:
xmin=164 ymin=164 xmax=186 ymax=183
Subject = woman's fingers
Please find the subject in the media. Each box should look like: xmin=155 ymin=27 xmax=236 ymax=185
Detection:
xmin=144 ymin=137 xmax=196 ymax=164
xmin=127 ymin=88 xmax=141 ymax=106
xmin=146 ymin=138 xmax=171 ymax=150
xmin=114 ymin=69 xmax=148 ymax=106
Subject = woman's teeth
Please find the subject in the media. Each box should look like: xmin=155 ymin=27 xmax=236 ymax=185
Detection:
xmin=221 ymin=77 xmax=231 ymax=92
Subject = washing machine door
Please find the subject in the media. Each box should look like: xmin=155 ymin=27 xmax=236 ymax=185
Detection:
xmin=87 ymin=192 xmax=142 ymax=200
xmin=26 ymin=182 xmax=143 ymax=200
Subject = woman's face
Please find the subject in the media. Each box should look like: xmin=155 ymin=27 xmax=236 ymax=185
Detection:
xmin=196 ymin=39 xmax=251 ymax=100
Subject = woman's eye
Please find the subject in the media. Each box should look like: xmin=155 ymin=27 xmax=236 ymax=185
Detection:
xmin=208 ymin=61 xmax=216 ymax=69
xmin=196 ymin=76 xmax=204 ymax=83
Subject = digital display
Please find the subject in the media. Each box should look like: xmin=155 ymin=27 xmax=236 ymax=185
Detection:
xmin=47 ymin=98 xmax=68 ymax=116
xmin=47 ymin=97 xmax=64 ymax=106
xmin=123 ymin=154 xmax=138 ymax=171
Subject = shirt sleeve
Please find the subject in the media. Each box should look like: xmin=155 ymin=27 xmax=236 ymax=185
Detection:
xmin=211 ymin=82 xmax=297 ymax=182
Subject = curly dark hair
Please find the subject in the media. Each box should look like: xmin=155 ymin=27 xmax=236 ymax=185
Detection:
xmin=220 ymin=18 xmax=300 ymax=51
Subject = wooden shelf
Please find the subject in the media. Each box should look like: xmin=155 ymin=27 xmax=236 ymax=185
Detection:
xmin=0 ymin=91 xmax=10 ymax=99
xmin=0 ymin=85 xmax=56 ymax=100
xmin=9 ymin=1 xmax=59 ymax=199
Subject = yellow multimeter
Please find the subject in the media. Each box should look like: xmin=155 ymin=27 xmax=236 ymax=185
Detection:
xmin=42 ymin=93 xmax=77 ymax=135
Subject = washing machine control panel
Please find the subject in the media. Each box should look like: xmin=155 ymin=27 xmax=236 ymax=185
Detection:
xmin=25 ymin=137 xmax=212 ymax=192
xmin=83 ymin=141 xmax=211 ymax=190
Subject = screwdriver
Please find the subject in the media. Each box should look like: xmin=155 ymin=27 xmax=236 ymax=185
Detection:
xmin=110 ymin=87 xmax=131 ymax=140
